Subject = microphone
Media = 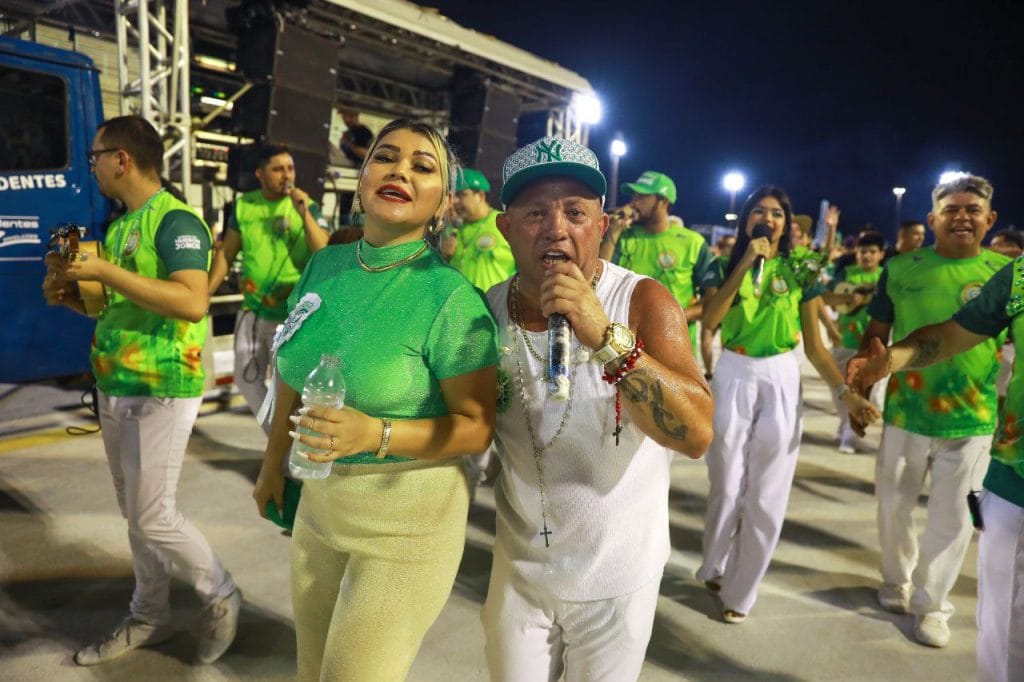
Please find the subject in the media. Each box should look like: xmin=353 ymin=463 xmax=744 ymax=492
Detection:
xmin=547 ymin=313 xmax=571 ymax=401
xmin=750 ymin=223 xmax=774 ymax=293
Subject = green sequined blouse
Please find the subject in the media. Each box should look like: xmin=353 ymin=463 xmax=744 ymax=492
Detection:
xmin=276 ymin=239 xmax=500 ymax=464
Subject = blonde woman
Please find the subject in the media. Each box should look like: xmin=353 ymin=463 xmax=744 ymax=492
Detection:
xmin=253 ymin=119 xmax=498 ymax=681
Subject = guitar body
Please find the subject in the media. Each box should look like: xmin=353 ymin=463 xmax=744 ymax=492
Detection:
xmin=832 ymin=280 xmax=875 ymax=314
xmin=48 ymin=224 xmax=107 ymax=318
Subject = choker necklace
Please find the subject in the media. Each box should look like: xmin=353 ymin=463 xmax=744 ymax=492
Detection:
xmin=356 ymin=240 xmax=429 ymax=272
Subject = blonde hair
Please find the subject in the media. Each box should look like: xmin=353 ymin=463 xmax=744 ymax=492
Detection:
xmin=351 ymin=119 xmax=459 ymax=233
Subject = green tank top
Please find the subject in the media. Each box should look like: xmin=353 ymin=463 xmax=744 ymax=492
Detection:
xmin=91 ymin=190 xmax=211 ymax=397
xmin=881 ymin=248 xmax=1009 ymax=438
xmin=449 ymin=209 xmax=516 ymax=292
xmin=234 ymin=190 xmax=319 ymax=320
xmin=834 ymin=265 xmax=883 ymax=350
xmin=275 ymin=240 xmax=500 ymax=464
xmin=719 ymin=250 xmax=827 ymax=357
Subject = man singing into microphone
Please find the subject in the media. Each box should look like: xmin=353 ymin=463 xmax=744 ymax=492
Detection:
xmin=482 ymin=137 xmax=714 ymax=681
xmin=208 ymin=144 xmax=329 ymax=429
xmin=599 ymin=171 xmax=715 ymax=351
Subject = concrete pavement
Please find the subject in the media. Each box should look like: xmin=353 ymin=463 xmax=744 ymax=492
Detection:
xmin=0 ymin=365 xmax=979 ymax=681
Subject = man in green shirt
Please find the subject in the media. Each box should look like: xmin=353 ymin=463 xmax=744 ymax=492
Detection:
xmin=208 ymin=144 xmax=329 ymax=429
xmin=823 ymin=230 xmax=886 ymax=452
xmin=446 ymin=167 xmax=516 ymax=292
xmin=857 ymin=174 xmax=1008 ymax=648
xmin=600 ymin=171 xmax=715 ymax=349
xmin=43 ymin=115 xmax=240 ymax=665
xmin=849 ymin=253 xmax=1024 ymax=681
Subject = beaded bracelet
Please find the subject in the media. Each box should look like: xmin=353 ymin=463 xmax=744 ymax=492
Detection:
xmin=601 ymin=338 xmax=645 ymax=446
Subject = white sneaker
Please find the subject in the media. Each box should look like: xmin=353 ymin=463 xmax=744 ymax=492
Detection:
xmin=197 ymin=588 xmax=242 ymax=664
xmin=722 ymin=608 xmax=747 ymax=624
xmin=915 ymin=613 xmax=951 ymax=648
xmin=74 ymin=616 xmax=174 ymax=666
xmin=878 ymin=583 xmax=910 ymax=613
xmin=838 ymin=442 xmax=856 ymax=454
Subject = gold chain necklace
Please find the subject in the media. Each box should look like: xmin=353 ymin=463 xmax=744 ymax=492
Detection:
xmin=508 ymin=278 xmax=581 ymax=548
xmin=356 ymin=239 xmax=429 ymax=272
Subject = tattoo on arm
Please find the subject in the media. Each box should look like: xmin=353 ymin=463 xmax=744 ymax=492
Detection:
xmin=619 ymin=368 xmax=689 ymax=440
xmin=908 ymin=336 xmax=941 ymax=368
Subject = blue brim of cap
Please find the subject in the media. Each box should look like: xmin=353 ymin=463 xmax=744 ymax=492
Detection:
xmin=501 ymin=162 xmax=607 ymax=206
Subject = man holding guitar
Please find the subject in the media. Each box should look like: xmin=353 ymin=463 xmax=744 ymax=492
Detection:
xmin=42 ymin=115 xmax=241 ymax=666
xmin=822 ymin=230 xmax=886 ymax=452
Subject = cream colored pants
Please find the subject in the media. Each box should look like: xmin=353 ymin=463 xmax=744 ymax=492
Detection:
xmin=291 ymin=458 xmax=469 ymax=681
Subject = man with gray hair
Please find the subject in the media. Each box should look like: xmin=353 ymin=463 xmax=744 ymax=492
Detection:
xmin=854 ymin=174 xmax=1008 ymax=648
xmin=482 ymin=137 xmax=713 ymax=680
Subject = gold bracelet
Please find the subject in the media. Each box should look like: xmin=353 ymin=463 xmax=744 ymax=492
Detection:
xmin=375 ymin=418 xmax=392 ymax=459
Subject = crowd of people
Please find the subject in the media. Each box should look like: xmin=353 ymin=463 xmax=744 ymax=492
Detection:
xmin=41 ymin=113 xmax=1022 ymax=682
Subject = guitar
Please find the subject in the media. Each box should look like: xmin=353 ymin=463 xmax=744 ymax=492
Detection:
xmin=47 ymin=223 xmax=106 ymax=317
xmin=832 ymin=281 xmax=876 ymax=314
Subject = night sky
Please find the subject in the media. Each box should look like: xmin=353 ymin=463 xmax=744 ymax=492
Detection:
xmin=430 ymin=0 xmax=1024 ymax=243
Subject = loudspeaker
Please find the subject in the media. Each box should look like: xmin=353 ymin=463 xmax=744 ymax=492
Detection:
xmin=448 ymin=70 xmax=521 ymax=199
xmin=227 ymin=144 xmax=327 ymax=204
xmin=232 ymin=21 xmax=337 ymax=170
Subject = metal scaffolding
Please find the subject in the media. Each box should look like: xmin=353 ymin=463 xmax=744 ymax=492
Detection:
xmin=114 ymin=0 xmax=192 ymax=195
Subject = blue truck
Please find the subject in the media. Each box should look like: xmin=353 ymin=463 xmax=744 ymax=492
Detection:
xmin=0 ymin=36 xmax=110 ymax=382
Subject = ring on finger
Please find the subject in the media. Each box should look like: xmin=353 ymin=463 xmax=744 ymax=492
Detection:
xmin=329 ymin=435 xmax=335 ymax=452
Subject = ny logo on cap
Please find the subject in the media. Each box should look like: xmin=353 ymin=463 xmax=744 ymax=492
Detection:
xmin=535 ymin=140 xmax=563 ymax=163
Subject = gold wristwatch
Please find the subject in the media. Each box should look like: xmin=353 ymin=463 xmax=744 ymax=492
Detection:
xmin=593 ymin=323 xmax=636 ymax=365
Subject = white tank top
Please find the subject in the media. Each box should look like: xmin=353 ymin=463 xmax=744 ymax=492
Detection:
xmin=487 ymin=261 xmax=673 ymax=601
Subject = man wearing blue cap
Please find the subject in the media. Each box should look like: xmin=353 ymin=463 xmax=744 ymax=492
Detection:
xmin=600 ymin=171 xmax=715 ymax=349
xmin=447 ymin=167 xmax=516 ymax=292
xmin=481 ymin=137 xmax=713 ymax=680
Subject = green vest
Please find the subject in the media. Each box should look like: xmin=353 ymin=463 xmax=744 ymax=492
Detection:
xmin=993 ymin=257 xmax=1024 ymax=479
xmin=235 ymin=190 xmax=317 ymax=320
xmin=91 ymin=190 xmax=210 ymax=397
xmin=883 ymin=248 xmax=1009 ymax=438
xmin=719 ymin=250 xmax=826 ymax=357
xmin=836 ymin=265 xmax=883 ymax=349
xmin=449 ymin=209 xmax=516 ymax=292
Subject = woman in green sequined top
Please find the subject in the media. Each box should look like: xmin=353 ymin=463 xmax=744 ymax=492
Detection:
xmin=253 ymin=119 xmax=498 ymax=681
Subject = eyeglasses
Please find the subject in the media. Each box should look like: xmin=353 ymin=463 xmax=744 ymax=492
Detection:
xmin=87 ymin=148 xmax=121 ymax=166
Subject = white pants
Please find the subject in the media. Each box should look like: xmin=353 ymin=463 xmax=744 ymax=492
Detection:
xmin=233 ymin=310 xmax=278 ymax=434
xmin=697 ymin=349 xmax=803 ymax=614
xmin=977 ymin=490 xmax=1024 ymax=682
xmin=875 ymin=425 xmax=991 ymax=619
xmin=98 ymin=392 xmax=235 ymax=624
xmin=482 ymin=560 xmax=661 ymax=682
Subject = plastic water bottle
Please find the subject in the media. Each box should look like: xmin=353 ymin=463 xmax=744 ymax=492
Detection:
xmin=289 ymin=354 xmax=346 ymax=480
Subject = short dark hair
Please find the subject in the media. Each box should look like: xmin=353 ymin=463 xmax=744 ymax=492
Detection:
xmin=899 ymin=220 xmax=924 ymax=233
xmin=856 ymin=231 xmax=886 ymax=250
xmin=991 ymin=229 xmax=1024 ymax=250
xmin=96 ymin=115 xmax=163 ymax=174
xmin=257 ymin=143 xmax=292 ymax=168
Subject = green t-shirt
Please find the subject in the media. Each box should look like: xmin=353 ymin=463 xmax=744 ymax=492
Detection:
xmin=952 ymin=257 xmax=1024 ymax=506
xmin=92 ymin=189 xmax=212 ymax=397
xmin=614 ymin=223 xmax=715 ymax=316
xmin=275 ymin=239 xmax=500 ymax=464
xmin=449 ymin=209 xmax=516 ymax=292
xmin=829 ymin=264 xmax=883 ymax=350
xmin=867 ymin=247 xmax=1010 ymax=438
xmin=229 ymin=190 xmax=328 ymax=321
xmin=705 ymin=250 xmax=827 ymax=357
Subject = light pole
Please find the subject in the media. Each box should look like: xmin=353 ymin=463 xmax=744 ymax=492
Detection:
xmin=609 ymin=136 xmax=627 ymax=208
xmin=892 ymin=186 xmax=906 ymax=228
xmin=722 ymin=171 xmax=746 ymax=226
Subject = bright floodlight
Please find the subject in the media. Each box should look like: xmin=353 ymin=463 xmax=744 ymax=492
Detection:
xmin=892 ymin=186 xmax=906 ymax=198
xmin=722 ymin=171 xmax=746 ymax=193
xmin=571 ymin=92 xmax=603 ymax=125
xmin=610 ymin=138 xmax=627 ymax=158
xmin=724 ymin=212 xmax=738 ymax=222
xmin=938 ymin=170 xmax=968 ymax=185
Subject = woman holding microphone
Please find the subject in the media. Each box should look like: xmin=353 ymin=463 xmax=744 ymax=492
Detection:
xmin=696 ymin=186 xmax=879 ymax=623
xmin=253 ymin=119 xmax=498 ymax=681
